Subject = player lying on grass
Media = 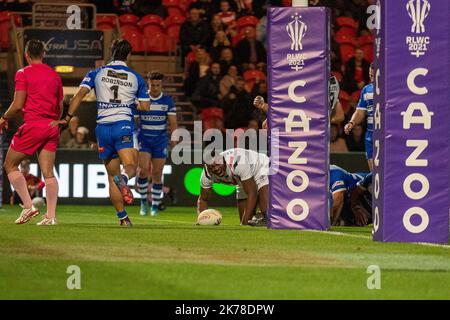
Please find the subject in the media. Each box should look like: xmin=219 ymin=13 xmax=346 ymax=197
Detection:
xmin=198 ymin=148 xmax=269 ymax=226
xmin=349 ymin=173 xmax=373 ymax=227
xmin=0 ymin=40 xmax=62 ymax=225
xmin=330 ymin=164 xmax=370 ymax=226
xmin=135 ymin=72 xmax=177 ymax=217
xmin=52 ymin=40 xmax=150 ymax=227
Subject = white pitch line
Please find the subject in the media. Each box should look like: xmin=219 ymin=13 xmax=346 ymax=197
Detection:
xmin=304 ymin=229 xmax=450 ymax=249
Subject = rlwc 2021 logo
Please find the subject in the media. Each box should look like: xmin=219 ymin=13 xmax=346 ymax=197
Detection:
xmin=406 ymin=0 xmax=431 ymax=58
xmin=286 ymin=13 xmax=307 ymax=71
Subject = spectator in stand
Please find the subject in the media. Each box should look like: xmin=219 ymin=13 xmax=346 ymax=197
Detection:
xmin=251 ymin=80 xmax=267 ymax=102
xmin=217 ymin=0 xmax=237 ymax=30
xmin=343 ymin=48 xmax=370 ymax=93
xmin=59 ymin=115 xmax=79 ymax=147
xmin=190 ymin=0 xmax=215 ymax=23
xmin=210 ymin=13 xmax=226 ymax=33
xmin=247 ymin=118 xmax=260 ymax=131
xmin=222 ymin=77 xmax=254 ymax=129
xmin=218 ymin=47 xmax=239 ymax=77
xmin=132 ymin=0 xmax=168 ymax=18
xmin=191 ymin=62 xmax=222 ymax=111
xmin=231 ymin=0 xmax=254 ymax=17
xmin=220 ymin=65 xmax=239 ymax=99
xmin=330 ymin=124 xmax=349 ymax=153
xmin=235 ymin=26 xmax=267 ymax=70
xmin=66 ymin=127 xmax=92 ymax=149
xmin=345 ymin=124 xmax=365 ymax=152
xmin=184 ymin=46 xmax=211 ymax=97
xmin=19 ymin=159 xmax=44 ymax=199
xmin=180 ymin=7 xmax=211 ymax=64
xmin=210 ymin=31 xmax=231 ymax=61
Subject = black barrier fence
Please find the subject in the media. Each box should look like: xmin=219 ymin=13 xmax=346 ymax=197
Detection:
xmin=2 ymin=150 xmax=368 ymax=206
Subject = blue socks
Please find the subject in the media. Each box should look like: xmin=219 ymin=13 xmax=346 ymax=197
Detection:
xmin=116 ymin=210 xmax=128 ymax=220
xmin=151 ymin=183 xmax=163 ymax=207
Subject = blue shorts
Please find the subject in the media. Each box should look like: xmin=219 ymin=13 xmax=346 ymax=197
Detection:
xmin=96 ymin=121 xmax=136 ymax=160
xmin=365 ymin=131 xmax=373 ymax=160
xmin=138 ymin=134 xmax=168 ymax=159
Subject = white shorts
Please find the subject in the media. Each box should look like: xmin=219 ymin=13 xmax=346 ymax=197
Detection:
xmin=235 ymin=175 xmax=269 ymax=200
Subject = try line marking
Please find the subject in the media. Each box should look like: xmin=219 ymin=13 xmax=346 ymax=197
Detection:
xmin=148 ymin=218 xmax=450 ymax=249
xmin=304 ymin=230 xmax=450 ymax=249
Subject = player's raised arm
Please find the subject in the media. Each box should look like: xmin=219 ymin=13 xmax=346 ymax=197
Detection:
xmin=253 ymin=95 xmax=268 ymax=114
xmin=136 ymin=73 xmax=151 ymax=111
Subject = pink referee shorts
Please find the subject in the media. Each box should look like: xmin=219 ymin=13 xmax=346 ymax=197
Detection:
xmin=11 ymin=121 xmax=60 ymax=155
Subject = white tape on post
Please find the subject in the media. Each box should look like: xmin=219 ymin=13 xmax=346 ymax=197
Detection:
xmin=292 ymin=0 xmax=308 ymax=7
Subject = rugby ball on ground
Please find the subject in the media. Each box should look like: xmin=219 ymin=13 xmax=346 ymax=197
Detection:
xmin=196 ymin=209 xmax=222 ymax=226
xmin=32 ymin=197 xmax=45 ymax=209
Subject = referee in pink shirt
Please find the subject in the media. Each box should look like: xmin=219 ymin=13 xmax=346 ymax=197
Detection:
xmin=0 ymin=40 xmax=63 ymax=225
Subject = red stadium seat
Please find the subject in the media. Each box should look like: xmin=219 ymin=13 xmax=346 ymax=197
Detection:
xmin=331 ymin=70 xmax=343 ymax=83
xmin=358 ymin=34 xmax=374 ymax=47
xmin=361 ymin=43 xmax=374 ymax=62
xmin=351 ymin=90 xmax=362 ymax=103
xmin=163 ymin=0 xmax=185 ymax=17
xmin=165 ymin=14 xmax=185 ymax=27
xmin=236 ymin=16 xmax=259 ymax=32
xmin=231 ymin=33 xmax=245 ymax=47
xmin=96 ymin=15 xmax=116 ymax=30
xmin=166 ymin=24 xmax=181 ymax=42
xmin=336 ymin=16 xmax=358 ymax=30
xmin=339 ymin=90 xmax=350 ymax=113
xmin=335 ymin=26 xmax=357 ymax=38
xmin=165 ymin=15 xmax=185 ymax=42
xmin=121 ymin=25 xmax=143 ymax=53
xmin=340 ymin=43 xmax=356 ymax=64
xmin=201 ymin=107 xmax=224 ymax=121
xmin=119 ymin=13 xmax=139 ymax=26
xmin=144 ymin=32 xmax=175 ymax=53
xmin=334 ymin=33 xmax=357 ymax=45
xmin=282 ymin=0 xmax=292 ymax=6
xmin=140 ymin=14 xmax=164 ymax=36
xmin=0 ymin=11 xmax=22 ymax=50
xmin=243 ymin=70 xmax=266 ymax=92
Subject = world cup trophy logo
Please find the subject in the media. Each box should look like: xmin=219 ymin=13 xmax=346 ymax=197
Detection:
xmin=286 ymin=13 xmax=307 ymax=51
xmin=407 ymin=0 xmax=431 ymax=34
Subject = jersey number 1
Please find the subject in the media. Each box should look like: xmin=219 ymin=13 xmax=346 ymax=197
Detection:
xmin=109 ymin=85 xmax=122 ymax=103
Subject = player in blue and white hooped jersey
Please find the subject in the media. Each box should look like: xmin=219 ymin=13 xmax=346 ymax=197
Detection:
xmin=329 ymin=165 xmax=368 ymax=226
xmin=135 ymin=72 xmax=178 ymax=216
xmin=54 ymin=40 xmax=150 ymax=227
xmin=344 ymin=63 xmax=374 ymax=170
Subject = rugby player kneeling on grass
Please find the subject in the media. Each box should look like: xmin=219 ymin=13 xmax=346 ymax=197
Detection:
xmin=198 ymin=148 xmax=269 ymax=226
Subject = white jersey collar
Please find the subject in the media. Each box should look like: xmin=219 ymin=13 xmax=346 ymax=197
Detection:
xmin=107 ymin=60 xmax=128 ymax=67
xmin=149 ymin=92 xmax=163 ymax=101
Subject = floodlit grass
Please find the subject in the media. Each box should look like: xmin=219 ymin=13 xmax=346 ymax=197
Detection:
xmin=0 ymin=205 xmax=449 ymax=299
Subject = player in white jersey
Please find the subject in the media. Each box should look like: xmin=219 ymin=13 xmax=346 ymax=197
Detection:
xmin=198 ymin=148 xmax=270 ymax=226
xmin=54 ymin=40 xmax=150 ymax=227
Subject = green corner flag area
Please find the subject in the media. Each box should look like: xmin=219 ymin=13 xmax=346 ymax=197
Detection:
xmin=1 ymin=205 xmax=448 ymax=300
